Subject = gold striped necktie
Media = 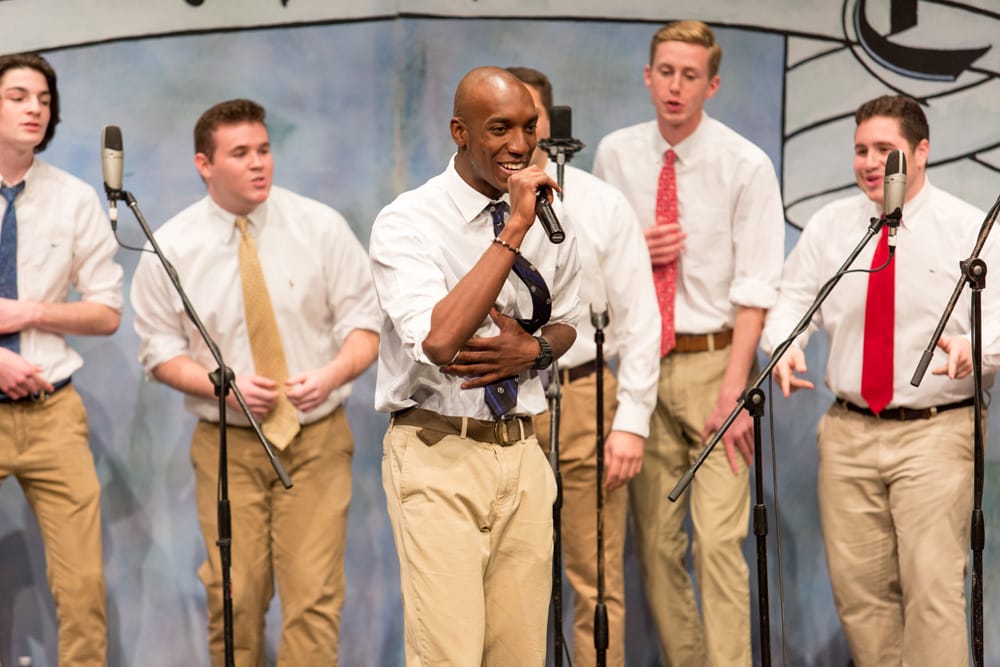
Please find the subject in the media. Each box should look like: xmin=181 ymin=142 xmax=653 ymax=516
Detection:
xmin=235 ymin=216 xmax=300 ymax=449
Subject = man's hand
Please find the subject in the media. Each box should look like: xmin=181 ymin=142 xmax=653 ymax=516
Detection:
xmin=772 ymin=345 xmax=814 ymax=397
xmin=506 ymin=165 xmax=560 ymax=233
xmin=932 ymin=335 xmax=972 ymax=380
xmin=286 ymin=367 xmax=336 ymax=414
xmin=644 ymin=224 xmax=686 ymax=267
xmin=603 ymin=430 xmax=644 ymax=492
xmin=701 ymin=392 xmax=754 ymax=475
xmin=227 ymin=374 xmax=279 ymax=419
xmin=443 ymin=309 xmax=537 ymax=388
xmin=0 ymin=347 xmax=53 ymax=399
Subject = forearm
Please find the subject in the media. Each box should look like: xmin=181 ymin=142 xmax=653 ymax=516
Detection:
xmin=29 ymin=301 xmax=121 ymax=337
xmin=719 ymin=306 xmax=766 ymax=401
xmin=152 ymin=355 xmax=217 ymax=400
xmin=321 ymin=329 xmax=380 ymax=389
xmin=541 ymin=322 xmax=576 ymax=361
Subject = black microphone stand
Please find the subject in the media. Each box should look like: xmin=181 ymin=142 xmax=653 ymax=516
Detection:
xmin=910 ymin=192 xmax=1000 ymax=667
xmin=668 ymin=213 xmax=895 ymax=667
xmin=112 ymin=187 xmax=292 ymax=667
xmin=546 ymin=361 xmax=566 ymax=667
xmin=591 ymin=307 xmax=610 ymax=666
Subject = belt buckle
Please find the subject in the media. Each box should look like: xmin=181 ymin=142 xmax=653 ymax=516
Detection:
xmin=493 ymin=419 xmax=519 ymax=446
xmin=31 ymin=389 xmax=49 ymax=403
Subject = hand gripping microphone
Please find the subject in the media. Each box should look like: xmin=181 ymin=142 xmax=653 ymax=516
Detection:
xmin=101 ymin=125 xmax=124 ymax=229
xmin=535 ymin=188 xmax=565 ymax=244
xmin=883 ymin=148 xmax=906 ymax=248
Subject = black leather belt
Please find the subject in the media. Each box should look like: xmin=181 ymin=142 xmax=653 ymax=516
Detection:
xmin=0 ymin=377 xmax=72 ymax=404
xmin=561 ymin=359 xmax=603 ymax=384
xmin=836 ymin=397 xmax=974 ymax=421
xmin=392 ymin=407 xmax=533 ymax=446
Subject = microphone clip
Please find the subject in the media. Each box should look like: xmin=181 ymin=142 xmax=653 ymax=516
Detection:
xmin=538 ymin=137 xmax=584 ymax=166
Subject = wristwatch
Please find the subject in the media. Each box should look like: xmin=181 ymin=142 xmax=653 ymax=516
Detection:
xmin=533 ymin=335 xmax=554 ymax=370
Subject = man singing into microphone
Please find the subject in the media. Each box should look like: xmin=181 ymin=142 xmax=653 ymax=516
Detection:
xmin=762 ymin=95 xmax=987 ymax=665
xmin=0 ymin=53 xmax=123 ymax=666
xmin=369 ymin=66 xmax=580 ymax=665
xmin=131 ymin=98 xmax=381 ymax=666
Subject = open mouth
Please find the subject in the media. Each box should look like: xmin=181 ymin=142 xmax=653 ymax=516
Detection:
xmin=499 ymin=161 xmax=526 ymax=174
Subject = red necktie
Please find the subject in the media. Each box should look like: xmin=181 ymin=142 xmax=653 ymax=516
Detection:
xmin=653 ymin=149 xmax=679 ymax=356
xmin=861 ymin=225 xmax=895 ymax=414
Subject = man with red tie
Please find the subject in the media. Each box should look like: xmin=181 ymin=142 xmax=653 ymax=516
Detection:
xmin=763 ymin=95 xmax=984 ymax=666
xmin=593 ymin=20 xmax=785 ymax=666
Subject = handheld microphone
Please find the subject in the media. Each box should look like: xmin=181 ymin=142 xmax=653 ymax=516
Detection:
xmin=883 ymin=149 xmax=906 ymax=248
xmin=536 ymin=188 xmax=565 ymax=244
xmin=101 ymin=125 xmax=124 ymax=228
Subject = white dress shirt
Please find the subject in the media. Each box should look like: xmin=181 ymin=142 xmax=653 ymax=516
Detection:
xmin=131 ymin=186 xmax=381 ymax=424
xmin=1 ymin=158 xmax=123 ymax=383
xmin=369 ymin=157 xmax=582 ymax=419
xmin=761 ymin=181 xmax=988 ymax=409
xmin=551 ymin=163 xmax=660 ymax=436
xmin=592 ymin=115 xmax=785 ymax=332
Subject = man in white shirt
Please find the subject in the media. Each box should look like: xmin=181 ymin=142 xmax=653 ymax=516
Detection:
xmin=131 ymin=99 xmax=381 ymax=666
xmin=0 ymin=52 xmax=123 ymax=667
xmin=763 ymin=95 xmax=984 ymax=666
xmin=370 ymin=66 xmax=580 ymax=665
xmin=507 ymin=66 xmax=660 ymax=667
xmin=593 ymin=21 xmax=785 ymax=666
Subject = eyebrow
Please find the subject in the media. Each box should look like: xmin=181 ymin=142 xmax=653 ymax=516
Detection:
xmin=1 ymin=85 xmax=51 ymax=97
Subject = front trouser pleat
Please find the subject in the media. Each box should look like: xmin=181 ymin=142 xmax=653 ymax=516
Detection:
xmin=629 ymin=348 xmax=751 ymax=667
xmin=534 ymin=368 xmax=627 ymax=667
xmin=0 ymin=387 xmax=107 ymax=667
xmin=817 ymin=404 xmax=973 ymax=667
xmin=191 ymin=408 xmax=353 ymax=667
xmin=382 ymin=422 xmax=556 ymax=666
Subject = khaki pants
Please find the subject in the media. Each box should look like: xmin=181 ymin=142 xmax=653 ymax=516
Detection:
xmin=0 ymin=386 xmax=107 ymax=667
xmin=382 ymin=419 xmax=556 ymax=666
xmin=629 ymin=348 xmax=751 ymax=667
xmin=818 ymin=403 xmax=974 ymax=667
xmin=534 ymin=367 xmax=628 ymax=667
xmin=190 ymin=408 xmax=354 ymax=667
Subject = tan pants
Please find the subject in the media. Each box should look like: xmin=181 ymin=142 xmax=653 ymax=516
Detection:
xmin=534 ymin=367 xmax=627 ymax=667
xmin=0 ymin=386 xmax=107 ymax=667
xmin=190 ymin=408 xmax=354 ymax=667
xmin=630 ymin=348 xmax=751 ymax=667
xmin=382 ymin=419 xmax=556 ymax=666
xmin=818 ymin=403 xmax=974 ymax=667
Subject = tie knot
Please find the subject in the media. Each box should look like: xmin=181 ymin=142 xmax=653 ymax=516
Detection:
xmin=1 ymin=182 xmax=25 ymax=205
xmin=489 ymin=201 xmax=509 ymax=233
xmin=663 ymin=149 xmax=677 ymax=166
xmin=234 ymin=216 xmax=250 ymax=236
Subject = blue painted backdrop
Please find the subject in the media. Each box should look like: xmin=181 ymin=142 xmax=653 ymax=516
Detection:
xmin=1 ymin=8 xmax=998 ymax=666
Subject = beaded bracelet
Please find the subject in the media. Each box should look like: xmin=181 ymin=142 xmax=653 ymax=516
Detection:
xmin=492 ymin=237 xmax=521 ymax=255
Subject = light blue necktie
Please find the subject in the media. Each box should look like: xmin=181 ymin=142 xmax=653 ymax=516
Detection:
xmin=0 ymin=182 xmax=25 ymax=353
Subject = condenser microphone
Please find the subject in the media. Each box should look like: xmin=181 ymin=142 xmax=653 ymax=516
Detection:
xmin=101 ymin=125 xmax=124 ymax=228
xmin=883 ymin=149 xmax=906 ymax=248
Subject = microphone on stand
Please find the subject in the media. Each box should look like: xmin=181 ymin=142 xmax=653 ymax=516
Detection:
xmin=538 ymin=105 xmax=585 ymax=199
xmin=101 ymin=125 xmax=124 ymax=230
xmin=883 ymin=149 xmax=906 ymax=249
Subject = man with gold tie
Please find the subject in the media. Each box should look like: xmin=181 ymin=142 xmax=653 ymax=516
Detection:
xmin=131 ymin=98 xmax=380 ymax=666
xmin=593 ymin=20 xmax=785 ymax=666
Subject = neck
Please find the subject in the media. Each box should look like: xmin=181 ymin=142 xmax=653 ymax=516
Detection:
xmin=657 ymin=113 xmax=702 ymax=147
xmin=0 ymin=144 xmax=35 ymax=186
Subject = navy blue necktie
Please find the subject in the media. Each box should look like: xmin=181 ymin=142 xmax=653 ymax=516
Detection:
xmin=483 ymin=201 xmax=552 ymax=418
xmin=0 ymin=182 xmax=25 ymax=353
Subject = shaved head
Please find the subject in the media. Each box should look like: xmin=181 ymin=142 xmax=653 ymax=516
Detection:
xmin=450 ymin=66 xmax=539 ymax=198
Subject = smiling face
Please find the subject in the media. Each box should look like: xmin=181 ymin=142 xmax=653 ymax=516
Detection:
xmin=853 ymin=114 xmax=927 ymax=209
xmin=451 ymin=69 xmax=538 ymax=199
xmin=194 ymin=121 xmax=273 ymax=216
xmin=0 ymin=67 xmax=51 ymax=155
xmin=644 ymin=39 xmax=719 ymax=145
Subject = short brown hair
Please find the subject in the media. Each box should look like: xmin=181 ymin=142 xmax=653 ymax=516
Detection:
xmin=505 ymin=66 xmax=553 ymax=115
xmin=855 ymin=95 xmax=928 ymax=150
xmin=0 ymin=52 xmax=60 ymax=153
xmin=194 ymin=99 xmax=266 ymax=160
xmin=649 ymin=20 xmax=722 ymax=78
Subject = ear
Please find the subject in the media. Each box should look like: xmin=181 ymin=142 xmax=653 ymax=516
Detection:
xmin=450 ymin=116 xmax=467 ymax=150
xmin=913 ymin=138 xmax=930 ymax=171
xmin=193 ymin=152 xmax=212 ymax=181
xmin=704 ymin=74 xmax=721 ymax=100
xmin=643 ymin=63 xmax=653 ymax=91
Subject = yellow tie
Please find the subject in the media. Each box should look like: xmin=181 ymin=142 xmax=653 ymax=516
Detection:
xmin=235 ymin=216 xmax=300 ymax=449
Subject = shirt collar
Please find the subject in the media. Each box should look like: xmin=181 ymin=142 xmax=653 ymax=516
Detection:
xmin=898 ymin=178 xmax=931 ymax=231
xmin=206 ymin=195 xmax=270 ymax=244
xmin=443 ymin=155 xmax=510 ymax=224
xmin=650 ymin=112 xmax=711 ymax=167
